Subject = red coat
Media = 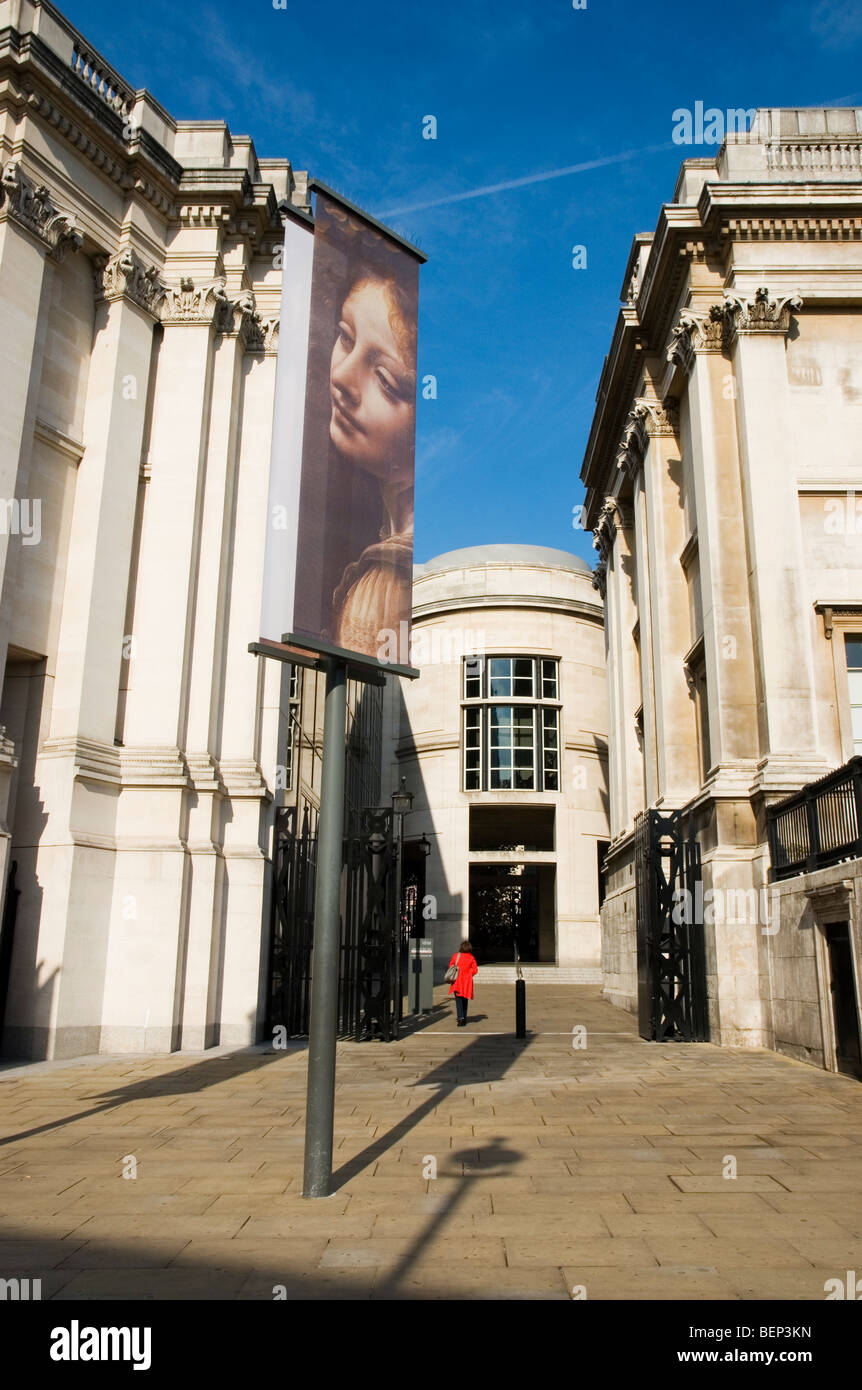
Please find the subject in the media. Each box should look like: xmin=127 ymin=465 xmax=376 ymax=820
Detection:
xmin=448 ymin=951 xmax=478 ymax=999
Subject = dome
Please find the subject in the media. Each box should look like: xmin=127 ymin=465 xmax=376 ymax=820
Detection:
xmin=415 ymin=543 xmax=592 ymax=578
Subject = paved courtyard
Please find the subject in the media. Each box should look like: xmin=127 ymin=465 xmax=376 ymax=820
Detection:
xmin=1 ymin=985 xmax=861 ymax=1300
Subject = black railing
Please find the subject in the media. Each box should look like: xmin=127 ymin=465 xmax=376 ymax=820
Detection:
xmin=767 ymin=756 xmax=862 ymax=881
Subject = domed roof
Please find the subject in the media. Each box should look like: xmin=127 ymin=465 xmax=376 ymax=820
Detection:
xmin=415 ymin=543 xmax=592 ymax=578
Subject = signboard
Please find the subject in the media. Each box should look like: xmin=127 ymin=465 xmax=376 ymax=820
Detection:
xmin=260 ymin=187 xmax=424 ymax=675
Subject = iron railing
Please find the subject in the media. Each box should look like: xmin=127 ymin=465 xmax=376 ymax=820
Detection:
xmin=767 ymin=756 xmax=862 ymax=881
xmin=634 ymin=808 xmax=708 ymax=1043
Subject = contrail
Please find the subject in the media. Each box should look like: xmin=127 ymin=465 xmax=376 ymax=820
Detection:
xmin=379 ymin=140 xmax=676 ymax=217
xmin=381 ymin=93 xmax=862 ymax=218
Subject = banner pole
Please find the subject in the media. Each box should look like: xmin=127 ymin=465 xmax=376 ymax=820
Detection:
xmin=302 ymin=657 xmax=348 ymax=1198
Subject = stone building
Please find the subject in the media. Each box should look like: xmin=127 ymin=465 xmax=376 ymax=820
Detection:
xmin=388 ymin=545 xmax=609 ymax=980
xmin=0 ymin=0 xmax=383 ymax=1057
xmin=581 ymin=108 xmax=862 ymax=1072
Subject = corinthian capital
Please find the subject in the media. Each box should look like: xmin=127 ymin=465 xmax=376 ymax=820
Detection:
xmin=616 ymin=404 xmax=649 ymax=479
xmin=724 ymin=286 xmax=803 ymax=335
xmin=159 ymin=276 xmax=230 ymax=326
xmin=634 ymin=396 xmax=678 ymax=438
xmin=0 ymin=161 xmax=82 ymax=262
xmin=94 ymin=247 xmax=166 ymax=318
xmin=593 ymin=496 xmax=632 ymax=572
xmin=666 ymin=302 xmax=734 ymax=371
xmin=213 ymin=289 xmax=280 ymax=354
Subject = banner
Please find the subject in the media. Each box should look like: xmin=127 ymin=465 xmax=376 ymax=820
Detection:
xmin=261 ymin=189 xmax=423 ymax=670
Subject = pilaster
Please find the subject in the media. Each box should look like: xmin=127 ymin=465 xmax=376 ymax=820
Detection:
xmin=725 ymin=288 xmax=829 ymax=794
xmin=667 ymin=300 xmax=760 ymax=791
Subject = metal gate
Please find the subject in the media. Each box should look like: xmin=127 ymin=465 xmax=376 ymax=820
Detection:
xmin=268 ymin=805 xmax=402 ymax=1041
xmin=635 ymin=809 xmax=708 ymax=1042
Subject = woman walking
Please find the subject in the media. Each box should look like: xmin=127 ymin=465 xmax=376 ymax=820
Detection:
xmin=447 ymin=940 xmax=478 ymax=1027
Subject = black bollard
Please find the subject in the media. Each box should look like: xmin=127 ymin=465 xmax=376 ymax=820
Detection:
xmin=515 ymin=977 xmax=526 ymax=1039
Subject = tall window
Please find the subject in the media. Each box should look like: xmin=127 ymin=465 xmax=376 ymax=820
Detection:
xmin=846 ymin=635 xmax=862 ymax=756
xmin=462 ymin=656 xmax=560 ymax=792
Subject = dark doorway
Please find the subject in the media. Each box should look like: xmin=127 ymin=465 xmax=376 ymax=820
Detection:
xmin=400 ymin=839 xmax=427 ymax=943
xmin=825 ymin=922 xmax=862 ymax=1079
xmin=469 ymin=864 xmax=541 ymax=962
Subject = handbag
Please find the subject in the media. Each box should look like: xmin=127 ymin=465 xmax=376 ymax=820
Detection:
xmin=444 ymin=952 xmax=461 ymax=984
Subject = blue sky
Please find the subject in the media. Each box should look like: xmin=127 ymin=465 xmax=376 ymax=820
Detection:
xmin=66 ymin=0 xmax=862 ymax=565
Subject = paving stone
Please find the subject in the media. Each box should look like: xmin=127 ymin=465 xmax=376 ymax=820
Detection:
xmin=1 ymin=983 xmax=861 ymax=1299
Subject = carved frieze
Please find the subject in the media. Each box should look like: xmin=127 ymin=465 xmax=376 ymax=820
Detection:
xmin=0 ymin=161 xmax=82 ymax=261
xmin=93 ymin=247 xmax=166 ymax=318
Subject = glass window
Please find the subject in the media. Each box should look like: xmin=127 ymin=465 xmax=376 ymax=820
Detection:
xmin=464 ymin=707 xmax=482 ymax=789
xmin=542 ymin=708 xmax=559 ymax=791
xmin=464 ymin=655 xmax=483 ymax=699
xmin=513 ymin=658 xmax=534 ymax=697
xmin=489 ymin=657 xmax=513 ymax=698
xmin=461 ymin=656 xmax=560 ymax=791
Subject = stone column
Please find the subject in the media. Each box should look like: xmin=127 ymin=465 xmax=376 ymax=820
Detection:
xmin=667 ymin=305 xmax=759 ymax=788
xmin=637 ymin=397 xmax=702 ymax=801
xmin=727 ymin=288 xmax=826 ymax=794
xmin=105 ymin=275 xmax=223 ymax=1053
xmin=617 ymin=414 xmax=659 ymax=807
xmin=0 ymin=161 xmax=81 ymax=1014
xmin=219 ymin=316 xmax=281 ymax=1049
xmin=0 ymin=161 xmax=81 ymax=634
xmin=49 ymin=249 xmax=163 ymax=743
xmin=594 ymin=497 xmax=641 ymax=836
xmin=180 ymin=294 xmax=276 ymax=1050
xmin=30 ymin=248 xmax=164 ymax=1059
xmin=666 ymin=306 xmax=768 ymax=1047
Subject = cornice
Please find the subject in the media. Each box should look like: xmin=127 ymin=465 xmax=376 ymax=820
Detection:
xmin=411 ymin=594 xmax=605 ymax=625
xmin=0 ymin=26 xmax=183 ymax=217
xmin=581 ymin=179 xmax=862 ymax=522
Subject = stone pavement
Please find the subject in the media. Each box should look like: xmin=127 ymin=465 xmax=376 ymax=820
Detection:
xmin=1 ymin=985 xmax=861 ymax=1300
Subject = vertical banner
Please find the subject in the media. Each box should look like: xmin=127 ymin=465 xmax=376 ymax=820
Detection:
xmin=261 ymin=189 xmax=423 ymax=670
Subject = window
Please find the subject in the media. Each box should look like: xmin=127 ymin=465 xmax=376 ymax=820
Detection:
xmin=846 ymin=635 xmax=862 ymax=756
xmin=462 ymin=656 xmax=560 ymax=792
xmin=684 ymin=639 xmax=711 ymax=784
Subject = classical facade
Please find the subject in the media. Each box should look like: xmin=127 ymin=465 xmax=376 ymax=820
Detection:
xmin=388 ymin=545 xmax=609 ymax=978
xmin=0 ymin=0 xmax=384 ymax=1058
xmin=581 ymin=108 xmax=862 ymax=1070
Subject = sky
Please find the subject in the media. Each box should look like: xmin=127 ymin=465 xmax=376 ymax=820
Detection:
xmin=65 ymin=0 xmax=862 ymax=566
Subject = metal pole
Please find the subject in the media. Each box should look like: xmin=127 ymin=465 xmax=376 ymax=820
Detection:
xmin=303 ymin=659 xmax=347 ymax=1198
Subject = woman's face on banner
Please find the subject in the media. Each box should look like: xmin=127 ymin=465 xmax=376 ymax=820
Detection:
xmin=329 ymin=279 xmax=415 ymax=481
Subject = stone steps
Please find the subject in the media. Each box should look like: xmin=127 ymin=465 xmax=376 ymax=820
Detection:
xmin=470 ymin=966 xmax=602 ymax=984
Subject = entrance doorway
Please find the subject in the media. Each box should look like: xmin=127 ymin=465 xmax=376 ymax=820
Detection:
xmin=468 ymin=863 xmax=555 ymax=962
xmin=824 ymin=922 xmax=862 ymax=1079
